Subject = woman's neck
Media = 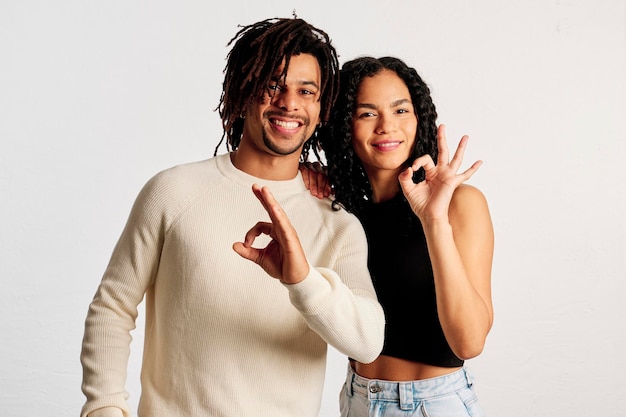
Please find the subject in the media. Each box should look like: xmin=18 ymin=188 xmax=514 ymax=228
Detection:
xmin=367 ymin=169 xmax=401 ymax=203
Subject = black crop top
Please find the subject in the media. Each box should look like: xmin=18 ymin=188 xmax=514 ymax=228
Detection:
xmin=359 ymin=193 xmax=463 ymax=368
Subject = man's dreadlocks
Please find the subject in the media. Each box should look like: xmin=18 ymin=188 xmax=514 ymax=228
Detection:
xmin=214 ymin=17 xmax=340 ymax=162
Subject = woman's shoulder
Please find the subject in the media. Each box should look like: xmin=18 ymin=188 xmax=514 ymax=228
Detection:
xmin=452 ymin=183 xmax=487 ymax=204
xmin=449 ymin=184 xmax=493 ymax=238
xmin=450 ymin=184 xmax=490 ymax=219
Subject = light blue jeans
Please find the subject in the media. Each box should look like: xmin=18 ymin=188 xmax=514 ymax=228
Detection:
xmin=340 ymin=364 xmax=486 ymax=417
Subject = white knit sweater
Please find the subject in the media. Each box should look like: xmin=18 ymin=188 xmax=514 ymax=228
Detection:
xmin=80 ymin=153 xmax=385 ymax=417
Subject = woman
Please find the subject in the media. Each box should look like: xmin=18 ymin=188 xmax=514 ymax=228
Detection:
xmin=305 ymin=56 xmax=494 ymax=416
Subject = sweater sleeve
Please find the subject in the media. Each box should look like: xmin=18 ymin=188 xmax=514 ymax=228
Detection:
xmin=80 ymin=175 xmax=167 ymax=417
xmin=285 ymin=214 xmax=385 ymax=364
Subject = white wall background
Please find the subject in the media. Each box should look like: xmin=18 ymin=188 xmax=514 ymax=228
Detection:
xmin=2 ymin=1 xmax=625 ymax=416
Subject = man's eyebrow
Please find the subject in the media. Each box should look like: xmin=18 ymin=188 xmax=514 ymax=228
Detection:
xmin=269 ymin=76 xmax=320 ymax=90
xmin=298 ymin=80 xmax=320 ymax=89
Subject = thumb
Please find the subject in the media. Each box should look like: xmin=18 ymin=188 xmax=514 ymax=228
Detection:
xmin=233 ymin=242 xmax=259 ymax=263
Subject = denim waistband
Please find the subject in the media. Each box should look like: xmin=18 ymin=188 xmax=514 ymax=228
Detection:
xmin=345 ymin=364 xmax=473 ymax=402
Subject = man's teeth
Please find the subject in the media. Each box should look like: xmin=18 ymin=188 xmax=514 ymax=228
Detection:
xmin=274 ymin=120 xmax=299 ymax=129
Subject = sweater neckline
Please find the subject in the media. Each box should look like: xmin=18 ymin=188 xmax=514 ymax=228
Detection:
xmin=215 ymin=153 xmax=307 ymax=195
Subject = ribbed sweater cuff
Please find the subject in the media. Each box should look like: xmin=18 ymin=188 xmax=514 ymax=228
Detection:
xmin=283 ymin=266 xmax=333 ymax=312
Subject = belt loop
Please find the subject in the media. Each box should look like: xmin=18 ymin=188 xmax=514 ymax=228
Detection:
xmin=464 ymin=367 xmax=474 ymax=387
xmin=346 ymin=364 xmax=355 ymax=397
xmin=399 ymin=382 xmax=415 ymax=410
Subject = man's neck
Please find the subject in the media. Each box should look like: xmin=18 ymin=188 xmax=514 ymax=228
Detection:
xmin=229 ymin=146 xmax=301 ymax=180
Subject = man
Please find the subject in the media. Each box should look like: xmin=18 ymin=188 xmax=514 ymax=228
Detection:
xmin=80 ymin=17 xmax=384 ymax=417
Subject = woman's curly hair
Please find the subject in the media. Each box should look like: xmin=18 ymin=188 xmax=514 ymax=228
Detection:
xmin=319 ymin=56 xmax=439 ymax=216
xmin=214 ymin=17 xmax=340 ymax=163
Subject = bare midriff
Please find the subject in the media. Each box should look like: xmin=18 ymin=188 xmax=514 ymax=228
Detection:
xmin=353 ymin=355 xmax=462 ymax=381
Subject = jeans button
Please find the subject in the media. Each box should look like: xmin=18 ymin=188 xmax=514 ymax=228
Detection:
xmin=369 ymin=384 xmax=381 ymax=393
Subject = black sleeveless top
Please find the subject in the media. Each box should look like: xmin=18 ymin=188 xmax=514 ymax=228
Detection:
xmin=359 ymin=193 xmax=463 ymax=367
